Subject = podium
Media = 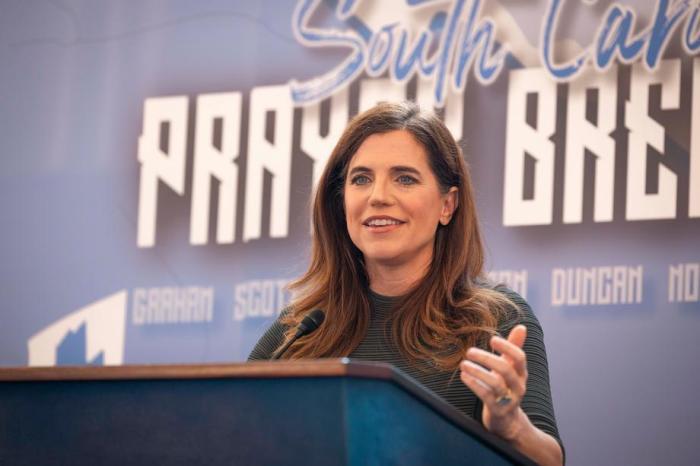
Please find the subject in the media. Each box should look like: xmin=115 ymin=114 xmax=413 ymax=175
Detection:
xmin=0 ymin=359 xmax=535 ymax=465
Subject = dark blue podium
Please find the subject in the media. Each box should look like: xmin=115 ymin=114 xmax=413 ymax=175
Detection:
xmin=0 ymin=359 xmax=535 ymax=465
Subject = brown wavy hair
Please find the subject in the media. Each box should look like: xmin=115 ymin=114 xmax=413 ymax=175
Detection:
xmin=280 ymin=101 xmax=514 ymax=370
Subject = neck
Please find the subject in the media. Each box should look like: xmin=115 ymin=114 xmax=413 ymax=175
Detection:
xmin=365 ymin=249 xmax=432 ymax=297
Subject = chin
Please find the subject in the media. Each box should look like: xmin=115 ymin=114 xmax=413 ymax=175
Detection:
xmin=363 ymin=249 xmax=408 ymax=265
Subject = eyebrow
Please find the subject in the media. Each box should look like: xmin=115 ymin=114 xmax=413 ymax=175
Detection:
xmin=348 ymin=165 xmax=423 ymax=176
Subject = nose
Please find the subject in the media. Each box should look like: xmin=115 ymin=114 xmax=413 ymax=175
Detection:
xmin=368 ymin=176 xmax=392 ymax=207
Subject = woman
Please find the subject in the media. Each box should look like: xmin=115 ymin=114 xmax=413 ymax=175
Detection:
xmin=249 ymin=102 xmax=564 ymax=465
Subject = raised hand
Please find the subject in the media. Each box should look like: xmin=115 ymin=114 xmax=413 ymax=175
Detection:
xmin=460 ymin=324 xmax=529 ymax=441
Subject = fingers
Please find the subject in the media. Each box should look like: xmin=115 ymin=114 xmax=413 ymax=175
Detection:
xmin=460 ymin=326 xmax=529 ymax=406
xmin=460 ymin=326 xmax=530 ymax=441
xmin=460 ymin=360 xmax=509 ymax=398
xmin=460 ymin=369 xmax=501 ymax=404
xmin=490 ymin=333 xmax=527 ymax=377
xmin=507 ymin=324 xmax=527 ymax=348
xmin=464 ymin=347 xmax=524 ymax=391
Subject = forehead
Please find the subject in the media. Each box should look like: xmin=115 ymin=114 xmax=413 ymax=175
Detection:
xmin=348 ymin=130 xmax=429 ymax=169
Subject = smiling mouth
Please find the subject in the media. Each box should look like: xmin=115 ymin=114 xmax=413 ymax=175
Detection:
xmin=362 ymin=217 xmax=405 ymax=229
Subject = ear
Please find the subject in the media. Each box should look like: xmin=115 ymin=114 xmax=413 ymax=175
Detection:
xmin=439 ymin=187 xmax=458 ymax=226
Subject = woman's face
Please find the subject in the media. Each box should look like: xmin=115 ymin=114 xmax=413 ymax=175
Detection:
xmin=343 ymin=130 xmax=457 ymax=270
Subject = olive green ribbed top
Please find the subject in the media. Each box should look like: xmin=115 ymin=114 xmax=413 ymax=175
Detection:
xmin=248 ymin=288 xmax=563 ymax=454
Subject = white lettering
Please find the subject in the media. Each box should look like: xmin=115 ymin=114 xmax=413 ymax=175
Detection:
xmin=233 ymin=279 xmax=290 ymax=321
xmin=415 ymin=77 xmax=464 ymax=141
xmin=243 ymin=85 xmax=294 ymax=242
xmin=551 ymin=265 xmax=643 ymax=306
xmin=551 ymin=269 xmax=566 ymax=306
xmin=131 ymin=287 xmax=213 ymax=325
xmin=137 ymin=97 xmax=188 ymax=247
xmin=301 ymin=88 xmax=350 ymax=191
xmin=503 ymin=68 xmax=556 ymax=226
xmin=625 ymin=60 xmax=681 ymax=220
xmin=190 ymin=93 xmax=242 ymax=245
xmin=488 ymin=269 xmax=528 ymax=298
xmin=669 ymin=262 xmax=700 ymax=302
xmin=691 ymin=58 xmax=700 ymax=217
xmin=563 ymin=68 xmax=617 ymax=223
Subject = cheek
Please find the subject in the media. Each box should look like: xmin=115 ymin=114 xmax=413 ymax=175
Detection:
xmin=412 ymin=197 xmax=443 ymax=224
xmin=343 ymin=190 xmax=362 ymax=223
xmin=343 ymin=197 xmax=363 ymax=247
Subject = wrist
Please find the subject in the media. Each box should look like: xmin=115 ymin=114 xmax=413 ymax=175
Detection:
xmin=504 ymin=408 xmax=532 ymax=446
xmin=497 ymin=408 xmax=563 ymax=466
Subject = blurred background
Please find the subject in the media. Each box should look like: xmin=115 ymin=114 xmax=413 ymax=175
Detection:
xmin=1 ymin=1 xmax=699 ymax=464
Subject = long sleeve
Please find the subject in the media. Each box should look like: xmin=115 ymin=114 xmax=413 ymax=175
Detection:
xmin=490 ymin=288 xmax=565 ymax=460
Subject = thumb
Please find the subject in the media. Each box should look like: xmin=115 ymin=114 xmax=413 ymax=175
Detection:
xmin=507 ymin=324 xmax=527 ymax=349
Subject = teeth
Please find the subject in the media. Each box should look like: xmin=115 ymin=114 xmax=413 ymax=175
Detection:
xmin=367 ymin=218 xmax=401 ymax=226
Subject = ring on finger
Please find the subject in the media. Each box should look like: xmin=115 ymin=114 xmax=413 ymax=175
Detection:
xmin=495 ymin=388 xmax=513 ymax=406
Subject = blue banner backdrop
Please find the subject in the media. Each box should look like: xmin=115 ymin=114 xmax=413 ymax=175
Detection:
xmin=2 ymin=1 xmax=699 ymax=464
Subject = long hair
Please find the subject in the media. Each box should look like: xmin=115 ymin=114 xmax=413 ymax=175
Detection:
xmin=280 ymin=101 xmax=514 ymax=370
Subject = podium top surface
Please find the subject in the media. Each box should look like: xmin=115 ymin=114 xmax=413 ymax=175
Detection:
xmin=0 ymin=358 xmax=398 ymax=382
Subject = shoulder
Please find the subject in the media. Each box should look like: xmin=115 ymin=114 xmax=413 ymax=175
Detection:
xmin=487 ymin=285 xmax=543 ymax=339
xmin=246 ymin=308 xmax=293 ymax=361
xmin=484 ymin=286 xmax=553 ymax=366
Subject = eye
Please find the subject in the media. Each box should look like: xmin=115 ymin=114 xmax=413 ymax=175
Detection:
xmin=350 ymin=174 xmax=371 ymax=185
xmin=397 ymin=174 xmax=417 ymax=185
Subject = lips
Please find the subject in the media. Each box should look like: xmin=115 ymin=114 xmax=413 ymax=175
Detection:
xmin=362 ymin=216 xmax=405 ymax=228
